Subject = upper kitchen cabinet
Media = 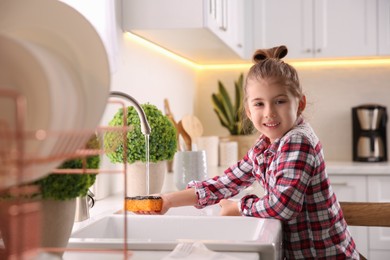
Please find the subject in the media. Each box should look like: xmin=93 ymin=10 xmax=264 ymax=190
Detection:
xmin=122 ymin=0 xmax=253 ymax=64
xmin=378 ymin=0 xmax=390 ymax=55
xmin=253 ymin=0 xmax=377 ymax=59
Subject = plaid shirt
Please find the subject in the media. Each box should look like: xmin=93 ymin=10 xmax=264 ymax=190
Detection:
xmin=188 ymin=118 xmax=359 ymax=259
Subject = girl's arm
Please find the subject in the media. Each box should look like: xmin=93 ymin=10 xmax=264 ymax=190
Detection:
xmin=136 ymin=188 xmax=198 ymax=215
xmin=161 ymin=188 xmax=198 ymax=213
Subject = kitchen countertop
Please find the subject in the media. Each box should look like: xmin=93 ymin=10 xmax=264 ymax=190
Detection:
xmin=325 ymin=161 xmax=390 ymax=175
xmin=208 ymin=161 xmax=390 ymax=176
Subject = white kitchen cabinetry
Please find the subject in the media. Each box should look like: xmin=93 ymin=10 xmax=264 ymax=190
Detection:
xmin=329 ymin=171 xmax=390 ymax=260
xmin=253 ymin=0 xmax=377 ymax=59
xmin=378 ymin=0 xmax=390 ymax=55
xmin=368 ymin=176 xmax=390 ymax=259
xmin=122 ymin=0 xmax=252 ymax=64
xmin=330 ymin=175 xmax=368 ymax=258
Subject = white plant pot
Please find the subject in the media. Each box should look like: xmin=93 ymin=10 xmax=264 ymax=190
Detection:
xmin=0 ymin=198 xmax=75 ymax=258
xmin=126 ymin=161 xmax=167 ymax=196
xmin=41 ymin=198 xmax=76 ymax=257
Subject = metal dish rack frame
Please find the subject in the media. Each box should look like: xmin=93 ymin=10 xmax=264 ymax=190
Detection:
xmin=0 ymin=89 xmax=135 ymax=259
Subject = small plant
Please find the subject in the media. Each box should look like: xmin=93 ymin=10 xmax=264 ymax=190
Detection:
xmin=105 ymin=103 xmax=177 ymax=164
xmin=32 ymin=135 xmax=100 ymax=200
xmin=211 ymin=73 xmax=254 ymax=135
xmin=0 ymin=135 xmax=101 ymax=201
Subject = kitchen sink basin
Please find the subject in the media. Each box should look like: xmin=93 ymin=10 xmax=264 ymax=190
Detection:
xmin=68 ymin=214 xmax=282 ymax=258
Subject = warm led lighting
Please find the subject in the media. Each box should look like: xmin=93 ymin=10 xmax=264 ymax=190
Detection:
xmin=125 ymin=32 xmax=390 ymax=70
xmin=124 ymin=32 xmax=199 ymax=69
xmin=289 ymin=58 xmax=390 ymax=68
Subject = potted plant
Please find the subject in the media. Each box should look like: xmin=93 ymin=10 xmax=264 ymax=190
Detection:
xmin=211 ymin=73 xmax=258 ymax=159
xmin=0 ymin=135 xmax=100 ymax=257
xmin=105 ymin=103 xmax=177 ymax=196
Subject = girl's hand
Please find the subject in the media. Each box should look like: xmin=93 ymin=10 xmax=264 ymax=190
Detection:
xmin=219 ymin=199 xmax=241 ymax=216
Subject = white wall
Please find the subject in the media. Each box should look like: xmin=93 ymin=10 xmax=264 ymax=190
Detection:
xmin=63 ymin=0 xmax=197 ymax=198
xmin=62 ymin=0 xmax=197 ymax=117
xmin=196 ymin=64 xmax=390 ymax=161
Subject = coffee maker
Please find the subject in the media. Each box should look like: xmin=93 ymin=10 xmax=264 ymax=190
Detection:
xmin=352 ymin=104 xmax=387 ymax=162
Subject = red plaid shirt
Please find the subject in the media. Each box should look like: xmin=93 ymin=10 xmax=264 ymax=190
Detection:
xmin=188 ymin=118 xmax=359 ymax=259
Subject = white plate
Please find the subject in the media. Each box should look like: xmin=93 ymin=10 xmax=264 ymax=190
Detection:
xmin=0 ymin=33 xmax=83 ymax=187
xmin=0 ymin=34 xmax=55 ymax=187
xmin=0 ymin=0 xmax=111 ymax=187
xmin=0 ymin=0 xmax=111 ymax=130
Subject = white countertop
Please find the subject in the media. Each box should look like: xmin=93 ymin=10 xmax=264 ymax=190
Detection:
xmin=208 ymin=161 xmax=390 ymax=176
xmin=325 ymin=161 xmax=390 ymax=175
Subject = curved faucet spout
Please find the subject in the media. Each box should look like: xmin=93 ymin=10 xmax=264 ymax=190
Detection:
xmin=110 ymin=91 xmax=151 ymax=135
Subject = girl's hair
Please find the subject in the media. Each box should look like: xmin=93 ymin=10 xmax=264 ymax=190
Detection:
xmin=241 ymin=45 xmax=303 ymax=133
xmin=247 ymin=45 xmax=302 ymax=99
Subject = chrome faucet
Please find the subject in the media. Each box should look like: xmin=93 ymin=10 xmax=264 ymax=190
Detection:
xmin=110 ymin=91 xmax=151 ymax=135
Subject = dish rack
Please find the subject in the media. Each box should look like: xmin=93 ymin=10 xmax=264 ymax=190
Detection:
xmin=0 ymin=89 xmax=134 ymax=259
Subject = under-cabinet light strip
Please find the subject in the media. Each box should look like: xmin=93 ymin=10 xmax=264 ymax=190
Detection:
xmin=124 ymin=32 xmax=390 ymax=70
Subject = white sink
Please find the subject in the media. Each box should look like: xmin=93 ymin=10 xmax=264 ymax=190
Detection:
xmin=68 ymin=214 xmax=282 ymax=259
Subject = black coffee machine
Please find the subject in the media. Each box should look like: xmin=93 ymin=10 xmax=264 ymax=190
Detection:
xmin=352 ymin=104 xmax=387 ymax=162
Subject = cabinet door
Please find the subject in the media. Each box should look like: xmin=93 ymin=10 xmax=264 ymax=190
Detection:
xmin=253 ymin=0 xmax=314 ymax=59
xmin=314 ymin=0 xmax=377 ymax=58
xmin=205 ymin=0 xmax=251 ymax=58
xmin=330 ymin=175 xmax=368 ymax=258
xmin=378 ymin=0 xmax=390 ymax=55
xmin=368 ymin=176 xmax=390 ymax=258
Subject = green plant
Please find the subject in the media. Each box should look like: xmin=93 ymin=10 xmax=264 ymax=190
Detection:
xmin=211 ymin=73 xmax=254 ymax=135
xmin=105 ymin=103 xmax=177 ymax=164
xmin=31 ymin=135 xmax=100 ymax=201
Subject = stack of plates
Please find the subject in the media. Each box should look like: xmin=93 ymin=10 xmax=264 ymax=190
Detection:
xmin=0 ymin=0 xmax=111 ymax=188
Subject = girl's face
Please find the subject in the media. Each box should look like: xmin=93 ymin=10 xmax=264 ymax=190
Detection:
xmin=245 ymin=78 xmax=305 ymax=143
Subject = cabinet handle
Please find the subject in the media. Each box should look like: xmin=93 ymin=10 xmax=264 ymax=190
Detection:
xmin=218 ymin=0 xmax=228 ymax=31
xmin=332 ymin=182 xmax=348 ymax=186
xmin=304 ymin=49 xmax=312 ymax=53
xmin=316 ymin=48 xmax=322 ymax=53
xmin=209 ymin=0 xmax=216 ymax=19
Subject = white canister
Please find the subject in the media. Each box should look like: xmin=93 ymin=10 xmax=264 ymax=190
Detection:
xmin=219 ymin=141 xmax=238 ymax=167
xmin=173 ymin=151 xmax=208 ymax=190
xmin=194 ymin=136 xmax=219 ymax=167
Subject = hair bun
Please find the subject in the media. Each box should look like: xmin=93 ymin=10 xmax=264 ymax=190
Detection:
xmin=253 ymin=45 xmax=288 ymax=63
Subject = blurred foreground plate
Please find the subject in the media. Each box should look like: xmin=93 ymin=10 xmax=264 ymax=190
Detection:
xmin=0 ymin=0 xmax=111 ymax=188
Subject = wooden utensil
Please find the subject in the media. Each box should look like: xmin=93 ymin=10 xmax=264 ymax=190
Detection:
xmin=164 ymin=98 xmax=180 ymax=150
xmin=164 ymin=98 xmax=178 ymax=129
xmin=164 ymin=99 xmax=191 ymax=151
xmin=177 ymin=120 xmax=192 ymax=151
xmin=181 ymin=115 xmax=204 ymax=143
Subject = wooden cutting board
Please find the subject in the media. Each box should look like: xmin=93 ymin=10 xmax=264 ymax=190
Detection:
xmin=181 ymin=115 xmax=204 ymax=143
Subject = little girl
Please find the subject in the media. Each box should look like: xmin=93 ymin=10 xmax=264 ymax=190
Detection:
xmin=142 ymin=46 xmax=360 ymax=259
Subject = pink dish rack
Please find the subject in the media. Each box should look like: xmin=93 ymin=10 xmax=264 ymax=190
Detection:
xmin=0 ymin=89 xmax=134 ymax=259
